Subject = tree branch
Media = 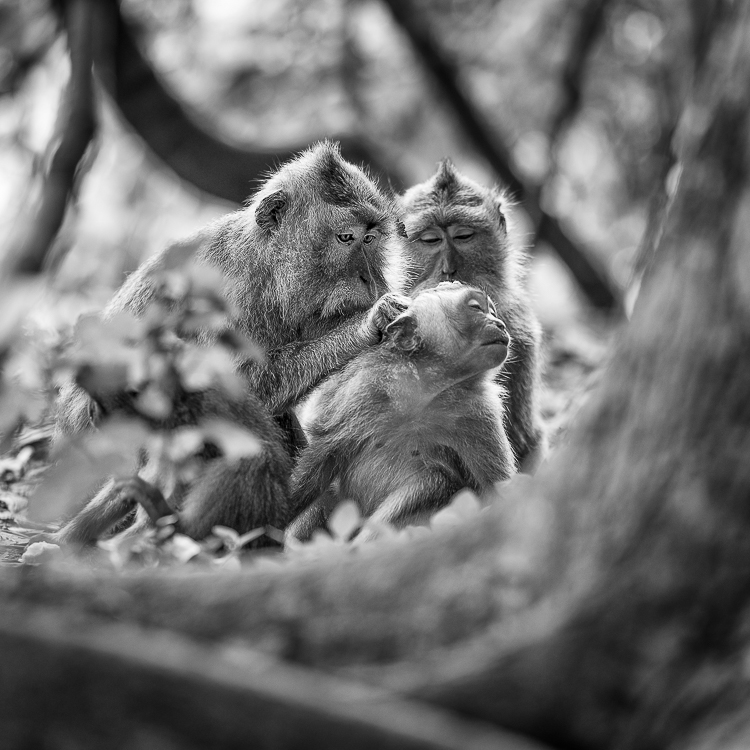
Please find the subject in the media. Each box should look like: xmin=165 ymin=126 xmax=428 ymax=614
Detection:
xmin=547 ymin=0 xmax=608 ymax=147
xmin=379 ymin=0 xmax=621 ymax=312
xmin=90 ymin=0 xmax=406 ymax=199
xmin=6 ymin=0 xmax=95 ymax=277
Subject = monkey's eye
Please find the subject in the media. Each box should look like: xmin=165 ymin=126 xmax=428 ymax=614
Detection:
xmin=418 ymin=230 xmax=441 ymax=245
xmin=363 ymin=232 xmax=379 ymax=245
xmin=452 ymin=227 xmax=475 ymax=241
xmin=468 ymin=299 xmax=484 ymax=312
xmin=336 ymin=232 xmax=355 ymax=244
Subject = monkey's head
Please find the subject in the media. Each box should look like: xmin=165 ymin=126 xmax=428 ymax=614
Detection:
xmin=398 ymin=160 xmax=518 ymax=296
xmin=248 ymin=141 xmax=405 ymax=322
xmin=384 ymin=281 xmax=510 ymax=386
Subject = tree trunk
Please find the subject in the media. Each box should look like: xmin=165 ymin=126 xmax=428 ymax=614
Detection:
xmin=2 ymin=2 xmax=750 ymax=749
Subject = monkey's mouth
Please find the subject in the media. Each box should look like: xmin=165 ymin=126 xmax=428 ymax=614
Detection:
xmin=479 ymin=330 xmax=510 ymax=348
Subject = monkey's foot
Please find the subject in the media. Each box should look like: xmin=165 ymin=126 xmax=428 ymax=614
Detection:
xmin=113 ymin=477 xmax=173 ymax=525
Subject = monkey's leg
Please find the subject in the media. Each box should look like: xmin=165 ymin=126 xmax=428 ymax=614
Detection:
xmin=52 ymin=479 xmax=136 ymax=547
xmin=177 ymin=455 xmax=291 ymax=542
xmin=358 ymin=471 xmax=462 ymax=542
xmin=288 ymin=449 xmax=338 ymax=516
xmin=285 ymin=487 xmax=340 ymax=544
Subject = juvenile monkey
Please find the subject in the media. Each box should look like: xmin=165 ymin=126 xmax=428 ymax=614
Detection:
xmin=399 ymin=161 xmax=546 ymax=471
xmin=53 ymin=142 xmax=408 ymax=545
xmin=286 ymin=282 xmax=515 ymax=542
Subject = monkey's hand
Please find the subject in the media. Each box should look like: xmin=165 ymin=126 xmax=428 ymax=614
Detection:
xmin=113 ymin=476 xmax=173 ymax=525
xmin=364 ymin=293 xmax=411 ymax=341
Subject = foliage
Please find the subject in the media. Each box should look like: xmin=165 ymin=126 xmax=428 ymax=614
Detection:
xmin=0 ymin=246 xmax=272 ymax=561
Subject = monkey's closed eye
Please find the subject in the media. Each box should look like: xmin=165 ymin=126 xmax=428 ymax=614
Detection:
xmin=418 ymin=231 xmax=441 ymax=245
xmin=468 ymin=299 xmax=484 ymax=312
xmin=336 ymin=233 xmax=355 ymax=244
xmin=453 ymin=230 xmax=475 ymax=241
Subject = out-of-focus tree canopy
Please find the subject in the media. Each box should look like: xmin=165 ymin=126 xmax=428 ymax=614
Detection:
xmin=0 ymin=0 xmax=690 ymax=323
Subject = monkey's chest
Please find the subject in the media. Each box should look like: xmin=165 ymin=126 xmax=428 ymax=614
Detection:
xmin=339 ymin=414 xmax=468 ymax=513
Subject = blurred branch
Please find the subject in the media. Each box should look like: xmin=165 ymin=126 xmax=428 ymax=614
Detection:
xmin=6 ymin=0 xmax=95 ymax=277
xmin=547 ymin=0 xmax=608 ymax=147
xmin=91 ymin=0 xmax=405 ymax=198
xmin=634 ymin=0 xmax=724 ymax=282
xmin=380 ymin=0 xmax=621 ymax=313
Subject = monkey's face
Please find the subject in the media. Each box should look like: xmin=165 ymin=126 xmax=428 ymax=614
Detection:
xmin=387 ymin=283 xmax=510 ymax=384
xmin=316 ymin=219 xmax=391 ymax=319
xmin=400 ymin=162 xmax=511 ymax=295
xmin=253 ymin=142 xmax=399 ymax=321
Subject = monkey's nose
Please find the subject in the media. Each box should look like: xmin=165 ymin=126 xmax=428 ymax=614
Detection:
xmin=490 ymin=318 xmax=509 ymax=343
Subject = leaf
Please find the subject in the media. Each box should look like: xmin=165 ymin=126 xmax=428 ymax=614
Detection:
xmin=0 ymin=279 xmax=45 ymax=350
xmin=184 ymin=263 xmax=227 ymax=304
xmin=212 ymin=525 xmax=240 ymax=546
xmin=199 ymin=419 xmax=262 ymax=461
xmin=71 ymin=312 xmax=144 ymax=365
xmin=431 ymin=489 xmax=482 ymax=529
xmin=167 ymin=428 xmax=205 ymax=462
xmin=75 ymin=362 xmax=130 ymax=400
xmin=19 ymin=541 xmax=62 ymax=565
xmin=159 ymin=237 xmax=203 ymax=271
xmin=328 ymin=500 xmax=362 ymax=541
xmin=168 ymin=533 xmax=202 ymax=563
xmin=237 ymin=527 xmax=265 ymax=547
xmin=135 ymin=384 xmax=173 ymax=419
xmin=215 ymin=555 xmax=242 ymax=572
xmin=178 ymin=344 xmax=244 ymax=397
xmin=29 ymin=417 xmax=150 ymax=523
xmin=98 ymin=531 xmax=142 ymax=571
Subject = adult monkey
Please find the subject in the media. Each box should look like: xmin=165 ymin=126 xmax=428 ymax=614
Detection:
xmin=286 ymin=282 xmax=515 ymax=543
xmin=399 ymin=160 xmax=546 ymax=471
xmin=53 ymin=141 xmax=408 ymax=545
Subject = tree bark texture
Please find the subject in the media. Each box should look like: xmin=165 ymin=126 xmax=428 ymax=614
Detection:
xmin=2 ymin=2 xmax=750 ymax=749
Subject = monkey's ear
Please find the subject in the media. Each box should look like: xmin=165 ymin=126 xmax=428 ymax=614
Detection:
xmin=490 ymin=188 xmax=508 ymax=232
xmin=255 ymin=190 xmax=288 ymax=232
xmin=384 ymin=311 xmax=420 ymax=353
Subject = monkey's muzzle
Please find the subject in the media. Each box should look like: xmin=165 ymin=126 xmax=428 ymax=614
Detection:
xmin=479 ymin=321 xmax=510 ymax=349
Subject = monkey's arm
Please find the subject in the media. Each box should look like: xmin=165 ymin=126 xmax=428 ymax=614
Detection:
xmin=243 ymin=293 xmax=408 ymax=414
xmin=243 ymin=315 xmax=373 ymax=414
xmin=52 ymin=479 xmax=139 ymax=547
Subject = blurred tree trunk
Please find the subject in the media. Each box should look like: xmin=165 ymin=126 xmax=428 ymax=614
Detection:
xmin=2 ymin=2 xmax=750 ymax=749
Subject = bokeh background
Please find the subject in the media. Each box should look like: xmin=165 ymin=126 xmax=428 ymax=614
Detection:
xmin=0 ymin=0 xmax=688 ymax=426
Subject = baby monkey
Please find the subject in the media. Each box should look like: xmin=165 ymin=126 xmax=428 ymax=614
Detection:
xmin=287 ymin=281 xmax=516 ymax=541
